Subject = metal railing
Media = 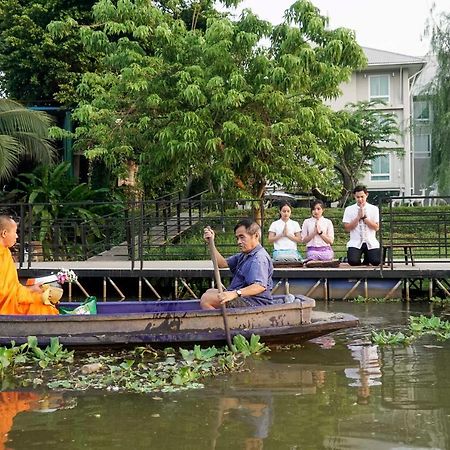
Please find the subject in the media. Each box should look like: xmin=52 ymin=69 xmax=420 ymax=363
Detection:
xmin=2 ymin=194 xmax=449 ymax=268
xmin=380 ymin=195 xmax=450 ymax=268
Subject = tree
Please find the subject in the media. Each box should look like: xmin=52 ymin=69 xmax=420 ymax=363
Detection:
xmin=333 ymin=101 xmax=401 ymax=205
xmin=50 ymin=0 xmax=366 ymax=200
xmin=427 ymin=9 xmax=450 ymax=195
xmin=0 ymin=0 xmax=97 ymax=105
xmin=0 ymin=99 xmax=56 ymax=182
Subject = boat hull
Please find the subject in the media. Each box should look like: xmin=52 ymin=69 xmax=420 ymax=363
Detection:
xmin=0 ymin=297 xmax=358 ymax=347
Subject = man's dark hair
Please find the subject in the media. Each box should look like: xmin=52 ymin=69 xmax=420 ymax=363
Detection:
xmin=234 ymin=218 xmax=261 ymax=237
xmin=353 ymin=185 xmax=368 ymax=194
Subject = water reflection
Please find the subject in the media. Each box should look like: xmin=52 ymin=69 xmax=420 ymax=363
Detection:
xmin=344 ymin=343 xmax=382 ymax=404
xmin=213 ymin=395 xmax=273 ymax=450
xmin=0 ymin=392 xmax=76 ymax=450
xmin=209 ymin=359 xmax=333 ymax=450
xmin=3 ymin=303 xmax=450 ymax=449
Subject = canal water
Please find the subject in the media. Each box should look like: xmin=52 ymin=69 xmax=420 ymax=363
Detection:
xmin=3 ymin=301 xmax=450 ymax=450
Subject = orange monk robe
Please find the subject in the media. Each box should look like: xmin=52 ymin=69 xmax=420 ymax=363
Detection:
xmin=0 ymin=391 xmax=41 ymax=450
xmin=0 ymin=246 xmax=58 ymax=315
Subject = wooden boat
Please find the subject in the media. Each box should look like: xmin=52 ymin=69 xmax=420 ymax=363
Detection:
xmin=0 ymin=295 xmax=358 ymax=347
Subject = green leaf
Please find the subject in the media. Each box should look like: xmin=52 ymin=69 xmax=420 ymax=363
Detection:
xmin=27 ymin=336 xmax=38 ymax=349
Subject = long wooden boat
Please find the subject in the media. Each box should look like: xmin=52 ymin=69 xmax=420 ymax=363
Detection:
xmin=0 ymin=296 xmax=358 ymax=347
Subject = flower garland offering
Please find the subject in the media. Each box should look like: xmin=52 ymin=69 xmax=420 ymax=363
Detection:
xmin=57 ymin=269 xmax=78 ymax=285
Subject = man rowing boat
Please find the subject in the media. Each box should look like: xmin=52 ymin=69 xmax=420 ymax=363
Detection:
xmin=200 ymin=219 xmax=273 ymax=310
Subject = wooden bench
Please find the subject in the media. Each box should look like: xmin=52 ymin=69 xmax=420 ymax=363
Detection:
xmin=382 ymin=244 xmax=419 ymax=266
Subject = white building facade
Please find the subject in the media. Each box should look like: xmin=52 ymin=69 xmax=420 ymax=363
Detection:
xmin=329 ymin=47 xmax=427 ymax=198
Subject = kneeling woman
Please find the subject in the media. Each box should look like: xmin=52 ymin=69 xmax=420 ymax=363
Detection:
xmin=268 ymin=202 xmax=302 ymax=262
xmin=301 ymin=200 xmax=334 ymax=261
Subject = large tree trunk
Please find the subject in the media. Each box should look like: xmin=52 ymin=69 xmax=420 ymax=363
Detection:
xmin=335 ymin=164 xmax=353 ymax=207
xmin=251 ymin=181 xmax=266 ymax=226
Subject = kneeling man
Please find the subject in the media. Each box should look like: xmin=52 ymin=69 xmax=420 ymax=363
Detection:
xmin=343 ymin=186 xmax=381 ymax=266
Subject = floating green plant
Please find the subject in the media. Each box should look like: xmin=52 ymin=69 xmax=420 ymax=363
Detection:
xmin=371 ymin=330 xmax=414 ymax=346
xmin=409 ymin=315 xmax=450 ymax=333
xmin=429 ymin=296 xmax=450 ymax=305
xmin=1 ymin=334 xmax=269 ymax=394
xmin=0 ymin=336 xmax=73 ymax=376
xmin=232 ymin=334 xmax=269 ymax=356
xmin=371 ymin=315 xmax=450 ymax=346
xmin=352 ymin=296 xmax=401 ymax=304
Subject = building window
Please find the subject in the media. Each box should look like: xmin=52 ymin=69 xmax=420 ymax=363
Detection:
xmin=414 ymin=133 xmax=431 ymax=158
xmin=371 ymin=154 xmax=390 ymax=181
xmin=414 ymin=100 xmax=430 ymax=122
xmin=369 ymin=75 xmax=390 ymax=102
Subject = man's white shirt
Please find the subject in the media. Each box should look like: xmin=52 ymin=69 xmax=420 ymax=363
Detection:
xmin=342 ymin=203 xmax=379 ymax=249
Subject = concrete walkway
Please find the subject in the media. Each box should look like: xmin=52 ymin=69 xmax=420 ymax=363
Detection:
xmin=88 ymin=212 xmax=198 ymax=261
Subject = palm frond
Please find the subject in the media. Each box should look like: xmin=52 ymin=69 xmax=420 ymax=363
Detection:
xmin=0 ymin=135 xmax=21 ymax=182
xmin=0 ymin=99 xmax=54 ymax=136
xmin=10 ymin=132 xmax=56 ymax=165
xmin=0 ymin=99 xmax=56 ymax=181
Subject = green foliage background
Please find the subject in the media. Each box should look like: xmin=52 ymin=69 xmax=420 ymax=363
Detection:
xmin=428 ymin=9 xmax=450 ymax=194
xmin=48 ymin=0 xmax=366 ymax=198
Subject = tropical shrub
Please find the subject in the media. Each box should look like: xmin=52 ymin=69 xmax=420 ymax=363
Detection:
xmin=12 ymin=162 xmax=116 ymax=259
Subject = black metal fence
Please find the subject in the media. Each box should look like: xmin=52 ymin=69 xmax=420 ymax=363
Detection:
xmin=379 ymin=196 xmax=450 ymax=267
xmin=1 ymin=194 xmax=449 ymax=268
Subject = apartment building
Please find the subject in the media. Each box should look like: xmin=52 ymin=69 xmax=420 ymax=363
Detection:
xmin=329 ymin=47 xmax=427 ymax=198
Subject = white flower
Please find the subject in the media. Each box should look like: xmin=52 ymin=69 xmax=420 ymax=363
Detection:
xmin=57 ymin=269 xmax=78 ymax=285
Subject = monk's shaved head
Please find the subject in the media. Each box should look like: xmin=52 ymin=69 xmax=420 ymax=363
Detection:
xmin=0 ymin=215 xmax=16 ymax=231
xmin=0 ymin=215 xmax=16 ymax=232
xmin=0 ymin=215 xmax=18 ymax=249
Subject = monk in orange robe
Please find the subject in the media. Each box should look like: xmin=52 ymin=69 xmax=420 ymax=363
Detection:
xmin=0 ymin=215 xmax=58 ymax=315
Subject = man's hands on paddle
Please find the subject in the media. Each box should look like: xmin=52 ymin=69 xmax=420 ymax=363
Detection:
xmin=203 ymin=226 xmax=215 ymax=242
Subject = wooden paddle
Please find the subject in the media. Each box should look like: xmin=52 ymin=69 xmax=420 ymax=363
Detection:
xmin=207 ymin=234 xmax=233 ymax=350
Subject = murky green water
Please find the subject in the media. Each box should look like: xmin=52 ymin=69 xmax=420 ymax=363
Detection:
xmin=3 ymin=301 xmax=450 ymax=450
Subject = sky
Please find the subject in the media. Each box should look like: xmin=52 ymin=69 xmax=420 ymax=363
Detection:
xmin=227 ymin=0 xmax=449 ymax=57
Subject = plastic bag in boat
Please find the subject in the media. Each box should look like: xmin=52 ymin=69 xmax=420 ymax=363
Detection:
xmin=59 ymin=296 xmax=97 ymax=315
xmin=283 ymin=294 xmax=302 ymax=304
xmin=271 ymin=294 xmax=302 ymax=304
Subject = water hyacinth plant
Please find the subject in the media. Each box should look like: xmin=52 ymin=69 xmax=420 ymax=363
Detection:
xmin=352 ymin=295 xmax=401 ymax=303
xmin=429 ymin=296 xmax=450 ymax=305
xmin=370 ymin=330 xmax=413 ymax=346
xmin=0 ymin=336 xmax=74 ymax=377
xmin=1 ymin=335 xmax=269 ymax=394
xmin=371 ymin=315 xmax=450 ymax=346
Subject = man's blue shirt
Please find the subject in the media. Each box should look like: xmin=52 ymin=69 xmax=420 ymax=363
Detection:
xmin=226 ymin=244 xmax=273 ymax=302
